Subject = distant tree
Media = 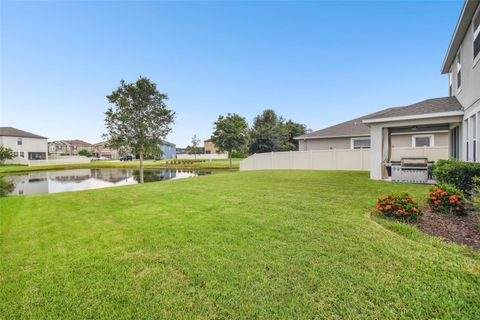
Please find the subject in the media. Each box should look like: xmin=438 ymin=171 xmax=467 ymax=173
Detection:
xmin=249 ymin=109 xmax=288 ymax=154
xmin=78 ymin=149 xmax=92 ymax=157
xmin=282 ymin=120 xmax=307 ymax=151
xmin=187 ymin=134 xmax=202 ymax=159
xmin=211 ymin=113 xmax=249 ymax=170
xmin=104 ymin=77 xmax=175 ymax=183
xmin=0 ymin=145 xmax=14 ymax=164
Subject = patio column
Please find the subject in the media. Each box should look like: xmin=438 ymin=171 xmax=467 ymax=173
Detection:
xmin=370 ymin=124 xmax=383 ymax=180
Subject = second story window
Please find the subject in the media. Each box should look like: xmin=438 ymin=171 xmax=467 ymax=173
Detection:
xmin=17 ymin=137 xmax=22 ymax=145
xmin=456 ymin=51 xmax=462 ymax=89
xmin=474 ymin=8 xmax=480 ymax=62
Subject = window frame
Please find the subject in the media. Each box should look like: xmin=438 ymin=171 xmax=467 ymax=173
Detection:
xmin=350 ymin=137 xmax=371 ymax=150
xmin=473 ymin=5 xmax=480 ymax=67
xmin=17 ymin=137 xmax=22 ymax=145
xmin=412 ymin=134 xmax=434 ymax=148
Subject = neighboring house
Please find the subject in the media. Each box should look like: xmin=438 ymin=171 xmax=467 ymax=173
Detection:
xmin=92 ymin=141 xmax=119 ymax=159
xmin=160 ymin=141 xmax=176 ymax=159
xmin=295 ymin=99 xmax=453 ymax=157
xmin=48 ymin=140 xmax=73 ymax=156
xmin=0 ymin=127 xmax=48 ymax=162
xmin=296 ymin=0 xmax=479 ymax=180
xmin=64 ymin=140 xmax=94 ymax=155
xmin=204 ymin=139 xmax=219 ymax=154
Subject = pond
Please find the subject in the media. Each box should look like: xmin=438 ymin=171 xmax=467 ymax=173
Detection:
xmin=5 ymin=168 xmax=211 ymax=195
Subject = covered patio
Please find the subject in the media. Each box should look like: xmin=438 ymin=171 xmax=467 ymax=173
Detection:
xmin=363 ymin=97 xmax=464 ymax=180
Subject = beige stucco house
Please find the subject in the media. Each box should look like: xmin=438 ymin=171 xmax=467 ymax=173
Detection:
xmin=296 ymin=0 xmax=479 ymax=180
xmin=0 ymin=127 xmax=48 ymax=162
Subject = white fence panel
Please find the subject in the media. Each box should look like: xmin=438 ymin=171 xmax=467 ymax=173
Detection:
xmin=177 ymin=153 xmax=228 ymax=160
xmin=240 ymin=149 xmax=370 ymax=171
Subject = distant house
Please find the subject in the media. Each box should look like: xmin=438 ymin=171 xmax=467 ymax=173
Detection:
xmin=64 ymin=140 xmax=94 ymax=155
xmin=0 ymin=127 xmax=48 ymax=162
xmin=92 ymin=141 xmax=119 ymax=159
xmin=48 ymin=140 xmax=73 ymax=156
xmin=204 ymin=139 xmax=219 ymax=154
xmin=160 ymin=141 xmax=176 ymax=159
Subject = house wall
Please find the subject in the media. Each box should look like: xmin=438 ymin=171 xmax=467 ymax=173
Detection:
xmin=449 ymin=5 xmax=480 ymax=113
xmin=204 ymin=141 xmax=219 ymax=154
xmin=299 ymin=132 xmax=449 ymax=151
xmin=298 ymin=137 xmax=352 ymax=150
xmin=0 ymin=135 xmax=48 ymax=162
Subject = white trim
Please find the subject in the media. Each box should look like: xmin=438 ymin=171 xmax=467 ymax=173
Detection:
xmin=362 ymin=111 xmax=464 ymax=124
xmin=456 ymin=48 xmax=462 ymax=91
xmin=412 ymin=134 xmax=434 ymax=148
xmin=294 ymin=134 xmax=369 ymax=140
xmin=350 ymin=137 xmax=371 ymax=149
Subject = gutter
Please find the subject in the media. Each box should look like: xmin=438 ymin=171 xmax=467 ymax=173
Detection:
xmin=362 ymin=111 xmax=464 ymax=124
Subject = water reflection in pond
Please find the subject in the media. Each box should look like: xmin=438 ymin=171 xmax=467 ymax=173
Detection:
xmin=5 ymin=168 xmax=210 ymax=195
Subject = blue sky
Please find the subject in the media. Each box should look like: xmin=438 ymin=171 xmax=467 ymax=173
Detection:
xmin=0 ymin=0 xmax=463 ymax=147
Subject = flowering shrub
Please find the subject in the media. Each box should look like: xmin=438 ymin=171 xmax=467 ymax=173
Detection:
xmin=428 ymin=183 xmax=467 ymax=216
xmin=375 ymin=193 xmax=422 ymax=222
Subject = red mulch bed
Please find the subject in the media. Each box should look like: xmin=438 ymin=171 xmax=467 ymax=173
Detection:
xmin=419 ymin=208 xmax=480 ymax=250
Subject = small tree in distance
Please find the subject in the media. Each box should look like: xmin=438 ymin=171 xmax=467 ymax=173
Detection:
xmin=78 ymin=149 xmax=92 ymax=157
xmin=0 ymin=145 xmax=14 ymax=165
xmin=187 ymin=134 xmax=201 ymax=159
xmin=211 ymin=113 xmax=249 ymax=171
xmin=104 ymin=77 xmax=175 ymax=183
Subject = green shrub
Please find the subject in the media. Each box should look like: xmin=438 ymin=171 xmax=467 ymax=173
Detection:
xmin=0 ymin=176 xmax=14 ymax=197
xmin=432 ymin=159 xmax=480 ymax=194
xmin=428 ymin=183 xmax=467 ymax=216
xmin=375 ymin=193 xmax=422 ymax=222
xmin=78 ymin=149 xmax=92 ymax=157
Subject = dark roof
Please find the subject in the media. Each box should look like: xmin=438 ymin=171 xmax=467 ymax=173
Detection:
xmin=364 ymin=97 xmax=463 ymax=121
xmin=0 ymin=127 xmax=47 ymax=139
xmin=295 ymin=109 xmax=392 ymax=140
xmin=295 ymin=96 xmax=463 ymax=140
xmin=64 ymin=139 xmax=93 ymax=147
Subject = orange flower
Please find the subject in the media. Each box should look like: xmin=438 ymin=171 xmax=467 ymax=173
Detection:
xmin=385 ymin=205 xmax=392 ymax=210
xmin=412 ymin=207 xmax=418 ymax=212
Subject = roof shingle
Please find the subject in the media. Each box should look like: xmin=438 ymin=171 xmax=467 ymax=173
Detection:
xmin=0 ymin=127 xmax=47 ymax=139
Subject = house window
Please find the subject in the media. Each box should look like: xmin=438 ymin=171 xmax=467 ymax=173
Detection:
xmin=457 ymin=51 xmax=462 ymax=89
xmin=13 ymin=151 xmax=18 ymax=157
xmin=20 ymin=152 xmax=24 ymax=158
xmin=474 ymin=7 xmax=480 ymax=62
xmin=17 ymin=137 xmax=22 ymax=145
xmin=28 ymin=152 xmax=46 ymax=160
xmin=412 ymin=135 xmax=433 ymax=148
xmin=351 ymin=138 xmax=371 ymax=149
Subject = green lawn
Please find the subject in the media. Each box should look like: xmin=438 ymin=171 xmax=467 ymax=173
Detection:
xmin=1 ymin=170 xmax=479 ymax=319
xmin=0 ymin=158 xmax=240 ymax=175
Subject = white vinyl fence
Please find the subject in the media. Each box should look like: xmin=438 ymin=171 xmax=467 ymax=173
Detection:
xmin=240 ymin=146 xmax=449 ymax=171
xmin=240 ymin=149 xmax=370 ymax=171
xmin=5 ymin=156 xmax=91 ymax=166
xmin=177 ymin=153 xmax=228 ymax=160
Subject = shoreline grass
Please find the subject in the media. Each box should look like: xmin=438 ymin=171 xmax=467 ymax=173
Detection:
xmin=0 ymin=158 xmax=241 ymax=175
xmin=1 ymin=170 xmax=479 ymax=319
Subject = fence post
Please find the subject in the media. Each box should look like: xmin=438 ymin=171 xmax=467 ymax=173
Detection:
xmin=310 ymin=150 xmax=313 ymax=170
xmin=271 ymin=152 xmax=274 ymax=169
xmin=360 ymin=148 xmax=363 ymax=170
xmin=290 ymin=151 xmax=293 ymax=169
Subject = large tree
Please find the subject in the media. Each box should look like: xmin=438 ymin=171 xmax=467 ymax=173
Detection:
xmin=282 ymin=120 xmax=307 ymax=151
xmin=211 ymin=113 xmax=249 ymax=170
xmin=249 ymin=109 xmax=288 ymax=154
xmin=104 ymin=77 xmax=175 ymax=183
